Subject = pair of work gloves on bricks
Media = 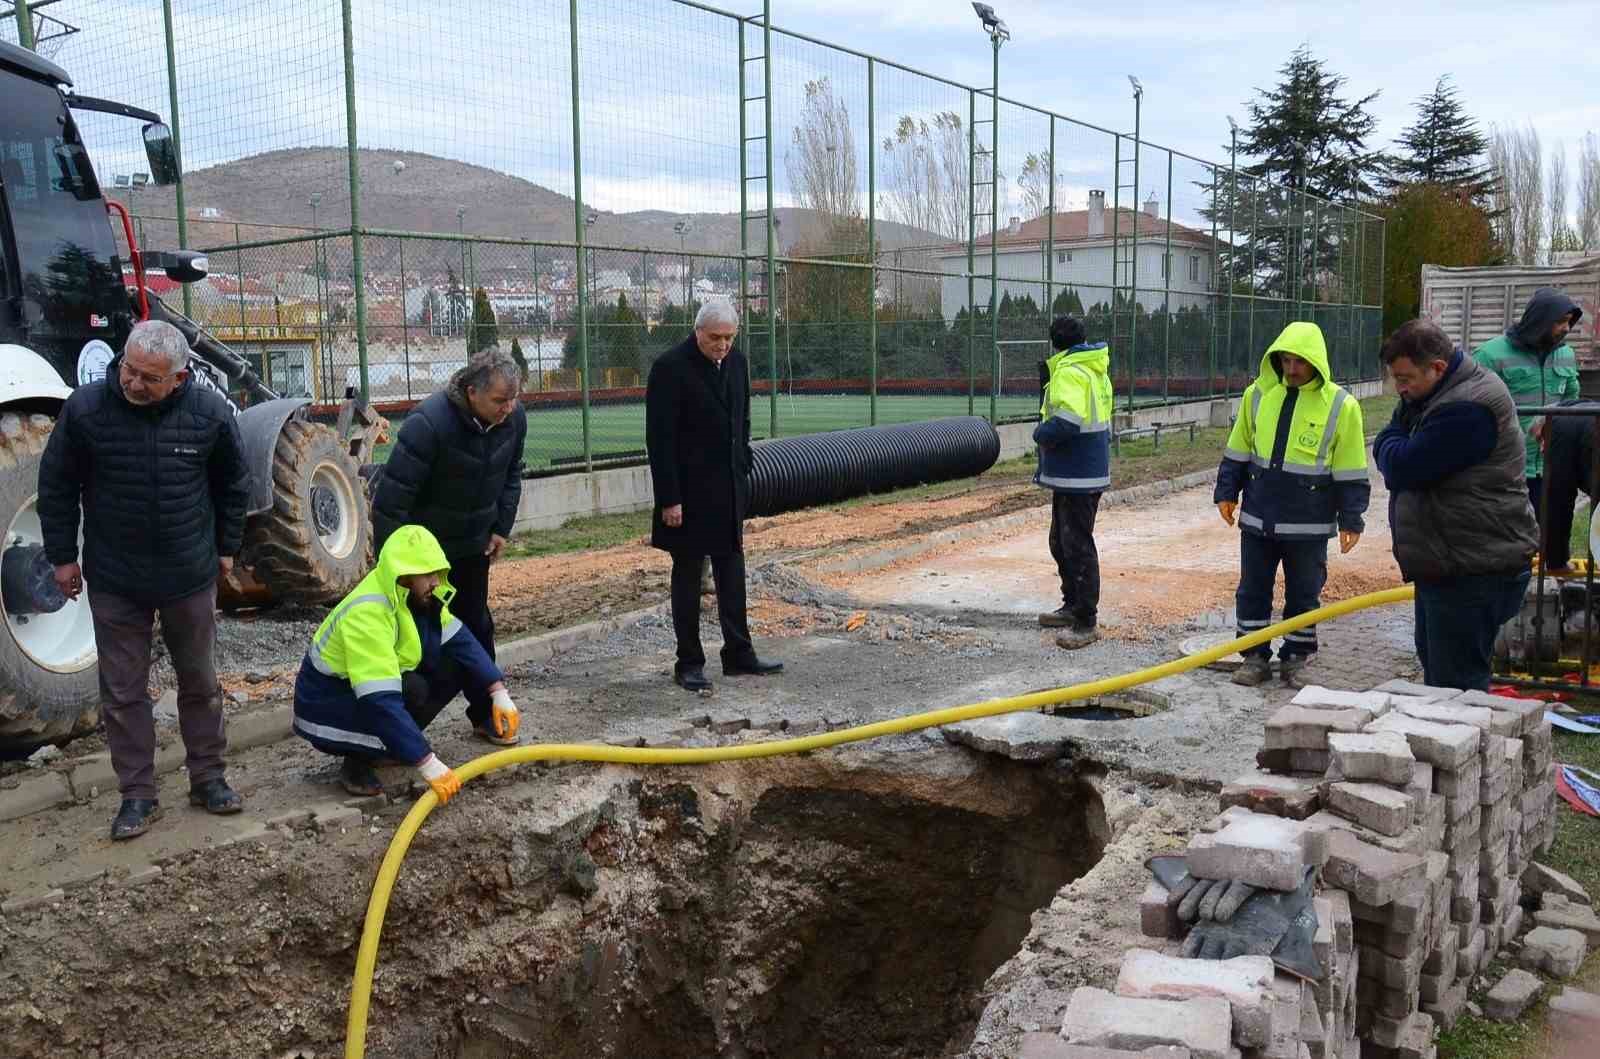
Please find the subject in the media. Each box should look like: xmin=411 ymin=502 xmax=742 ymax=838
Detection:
xmin=415 ymin=687 xmax=521 ymax=805
xmin=1147 ymin=855 xmax=1320 ymax=979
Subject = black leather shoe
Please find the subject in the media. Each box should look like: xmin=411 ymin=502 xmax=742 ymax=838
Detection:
xmin=188 ymin=778 xmax=244 ymax=815
xmin=340 ymin=756 xmax=384 ymax=797
xmin=674 ymin=665 xmax=713 ymax=693
xmin=110 ymin=799 xmax=161 ymax=841
xmin=722 ymin=655 xmax=784 ymax=676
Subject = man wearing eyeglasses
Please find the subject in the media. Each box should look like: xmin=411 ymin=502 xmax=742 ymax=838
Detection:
xmin=38 ymin=319 xmax=251 ymax=840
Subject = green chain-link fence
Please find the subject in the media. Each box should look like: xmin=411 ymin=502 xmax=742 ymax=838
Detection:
xmin=6 ymin=0 xmax=1384 ymax=473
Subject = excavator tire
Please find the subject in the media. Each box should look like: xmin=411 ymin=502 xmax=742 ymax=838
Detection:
xmin=0 ymin=413 xmax=99 ymax=748
xmin=240 ymin=419 xmax=371 ymax=604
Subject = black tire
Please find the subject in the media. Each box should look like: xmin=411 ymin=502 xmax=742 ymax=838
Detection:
xmin=241 ymin=419 xmax=371 ymax=604
xmin=0 ymin=412 xmax=100 ymax=748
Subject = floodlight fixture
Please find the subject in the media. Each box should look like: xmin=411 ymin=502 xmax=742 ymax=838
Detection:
xmin=1127 ymin=75 xmax=1143 ymax=98
xmin=971 ymin=2 xmax=1009 ymax=41
xmin=1227 ymin=115 xmax=1238 ymax=134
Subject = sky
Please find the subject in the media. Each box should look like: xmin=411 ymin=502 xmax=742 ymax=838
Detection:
xmin=17 ymin=0 xmax=1598 ymax=233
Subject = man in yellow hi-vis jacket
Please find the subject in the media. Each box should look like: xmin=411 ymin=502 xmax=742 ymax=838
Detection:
xmin=1214 ymin=322 xmax=1370 ymax=688
xmin=1033 ymin=315 xmax=1115 ymax=649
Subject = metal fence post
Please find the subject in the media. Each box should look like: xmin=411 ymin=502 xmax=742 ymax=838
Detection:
xmin=966 ymin=88 xmax=976 ymax=416
xmin=160 ymin=0 xmax=192 ymax=318
xmin=339 ymin=0 xmax=369 ymax=399
xmin=12 ymin=0 xmax=33 ymax=48
xmin=1045 ymin=117 xmax=1055 ymax=321
xmin=1162 ymin=149 xmax=1173 ymax=405
xmin=1208 ymin=162 xmax=1218 ymax=397
xmin=987 ymin=37 xmax=999 ymax=425
xmin=399 ymin=237 xmax=411 ymax=401
xmin=867 ymin=56 xmax=877 ymax=426
xmin=762 ymin=1 xmax=777 ymax=440
xmin=569 ymin=0 xmax=592 ymax=470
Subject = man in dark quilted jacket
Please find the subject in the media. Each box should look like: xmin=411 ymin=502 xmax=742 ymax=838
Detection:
xmin=39 ymin=319 xmax=250 ymax=840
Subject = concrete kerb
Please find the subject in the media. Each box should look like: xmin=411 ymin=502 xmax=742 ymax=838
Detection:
xmin=812 ymin=469 xmax=1217 ymax=579
xmin=0 ymin=602 xmax=673 ymax=826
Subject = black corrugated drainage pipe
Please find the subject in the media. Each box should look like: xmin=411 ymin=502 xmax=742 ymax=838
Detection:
xmin=748 ymin=416 xmax=1002 ymax=518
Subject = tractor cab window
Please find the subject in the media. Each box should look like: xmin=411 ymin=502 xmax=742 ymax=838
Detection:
xmin=0 ymin=76 xmax=126 ymax=382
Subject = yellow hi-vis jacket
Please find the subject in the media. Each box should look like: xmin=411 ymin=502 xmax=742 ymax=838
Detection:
xmin=1213 ymin=322 xmax=1370 ymax=540
xmin=292 ymin=524 xmax=501 ymax=763
xmin=1033 ymin=341 xmax=1115 ymax=493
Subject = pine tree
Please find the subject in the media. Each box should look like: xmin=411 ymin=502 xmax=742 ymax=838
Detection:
xmin=1385 ymin=76 xmax=1494 ymax=202
xmin=509 ymin=336 xmax=529 ymax=381
xmin=1236 ymin=45 xmax=1382 ymax=199
xmin=467 ymin=287 xmax=498 ymax=354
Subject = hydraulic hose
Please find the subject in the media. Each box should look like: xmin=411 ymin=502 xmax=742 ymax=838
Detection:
xmin=345 ymin=584 xmax=1416 ymax=1057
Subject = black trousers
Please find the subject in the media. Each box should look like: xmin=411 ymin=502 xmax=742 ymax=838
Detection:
xmin=1236 ymin=532 xmax=1328 ymax=661
xmin=670 ymin=550 xmax=755 ymax=669
xmin=398 ymin=660 xmax=465 ymax=736
xmin=447 ymin=552 xmax=495 ymax=725
xmin=1047 ymin=491 xmax=1101 ymax=628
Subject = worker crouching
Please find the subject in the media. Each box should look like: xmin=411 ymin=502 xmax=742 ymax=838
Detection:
xmin=1215 ymin=322 xmax=1369 ymax=688
xmin=291 ymin=525 xmax=520 ymax=801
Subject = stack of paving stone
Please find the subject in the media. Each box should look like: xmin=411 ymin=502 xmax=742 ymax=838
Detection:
xmin=1094 ymin=680 xmax=1562 ymax=1059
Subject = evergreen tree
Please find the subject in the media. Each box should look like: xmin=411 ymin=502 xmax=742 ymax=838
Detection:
xmin=1236 ymin=45 xmax=1382 ymax=199
xmin=1213 ymin=47 xmax=1384 ymax=303
xmin=509 ymin=336 xmax=529 ymax=380
xmin=467 ymin=286 xmax=498 ymax=354
xmin=1385 ymin=76 xmax=1494 ymax=203
xmin=1051 ymin=287 xmax=1085 ymax=318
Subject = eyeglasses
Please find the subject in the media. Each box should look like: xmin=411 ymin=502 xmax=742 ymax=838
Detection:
xmin=120 ymin=362 xmax=180 ymax=387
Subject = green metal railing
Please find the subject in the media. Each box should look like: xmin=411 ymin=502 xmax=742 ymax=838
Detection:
xmin=7 ymin=0 xmax=1384 ymax=475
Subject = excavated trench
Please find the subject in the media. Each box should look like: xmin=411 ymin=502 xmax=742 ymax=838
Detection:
xmin=428 ymin=751 xmax=1109 ymax=1059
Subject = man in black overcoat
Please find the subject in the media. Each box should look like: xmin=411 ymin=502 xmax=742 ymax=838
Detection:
xmin=645 ymin=299 xmax=783 ymax=693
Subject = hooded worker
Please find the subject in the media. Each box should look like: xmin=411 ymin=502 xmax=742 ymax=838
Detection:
xmin=1032 ymin=315 xmax=1114 ymax=649
xmin=1214 ymin=322 xmax=1370 ymax=688
xmin=291 ymin=524 xmax=519 ymax=801
xmin=1472 ymin=287 xmax=1584 ymax=525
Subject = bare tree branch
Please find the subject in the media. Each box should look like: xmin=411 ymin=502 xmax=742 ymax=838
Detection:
xmin=1577 ymin=132 xmax=1600 ymax=252
xmin=785 ymin=77 xmax=860 ymax=222
xmin=879 ymin=111 xmax=970 ymax=240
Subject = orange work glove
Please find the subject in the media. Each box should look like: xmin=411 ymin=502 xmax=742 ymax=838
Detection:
xmin=1217 ymin=501 xmax=1237 ymax=527
xmin=416 ymin=753 xmax=462 ymax=805
xmin=1339 ymin=530 xmax=1360 ymax=554
xmin=490 ymin=687 xmax=520 ymax=740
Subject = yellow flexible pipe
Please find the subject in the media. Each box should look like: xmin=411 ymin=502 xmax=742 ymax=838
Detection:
xmin=345 ymin=585 xmax=1415 ymax=1057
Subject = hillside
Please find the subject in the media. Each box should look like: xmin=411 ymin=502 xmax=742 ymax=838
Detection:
xmin=107 ymin=148 xmax=945 ymax=274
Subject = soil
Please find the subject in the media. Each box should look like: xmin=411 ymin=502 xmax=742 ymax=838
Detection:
xmin=0 ymin=471 xmax=1428 ymax=1058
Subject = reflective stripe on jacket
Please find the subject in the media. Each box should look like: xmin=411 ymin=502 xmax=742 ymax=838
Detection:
xmin=1213 ymin=321 xmax=1370 ymax=540
xmin=1033 ymin=342 xmax=1114 ymax=494
xmin=292 ymin=524 xmax=501 ymax=762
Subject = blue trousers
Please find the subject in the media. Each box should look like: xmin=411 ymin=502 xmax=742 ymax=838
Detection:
xmin=1413 ymin=571 xmax=1530 ymax=692
xmin=1236 ymin=533 xmax=1328 ymax=661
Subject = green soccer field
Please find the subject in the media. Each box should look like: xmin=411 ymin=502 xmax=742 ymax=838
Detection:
xmin=374 ymin=393 xmax=1046 ymax=469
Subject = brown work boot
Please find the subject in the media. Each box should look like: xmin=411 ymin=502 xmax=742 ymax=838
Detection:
xmin=1231 ymin=658 xmax=1273 ymax=686
xmin=1038 ymin=606 xmax=1074 ymax=628
xmin=1055 ymin=625 xmax=1100 ymax=650
xmin=1280 ymin=656 xmax=1315 ymax=689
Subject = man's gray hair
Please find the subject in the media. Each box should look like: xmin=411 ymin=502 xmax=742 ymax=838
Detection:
xmin=695 ymin=298 xmax=739 ymax=331
xmin=125 ymin=319 xmax=190 ymax=373
xmin=451 ymin=348 xmax=524 ymax=396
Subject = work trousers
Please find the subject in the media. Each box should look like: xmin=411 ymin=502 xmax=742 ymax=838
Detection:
xmin=1413 ymin=571 xmax=1531 ymax=692
xmin=446 ymin=552 xmax=495 ymax=726
xmin=1235 ymin=533 xmax=1328 ymax=661
xmin=1047 ymin=491 xmax=1102 ymax=629
xmin=669 ymin=550 xmax=755 ymax=670
xmin=90 ymin=583 xmax=226 ymax=800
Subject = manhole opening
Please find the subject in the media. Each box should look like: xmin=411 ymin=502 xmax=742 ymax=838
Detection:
xmin=1044 ymin=688 xmax=1170 ymax=721
xmin=455 ymin=759 xmax=1108 ymax=1058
